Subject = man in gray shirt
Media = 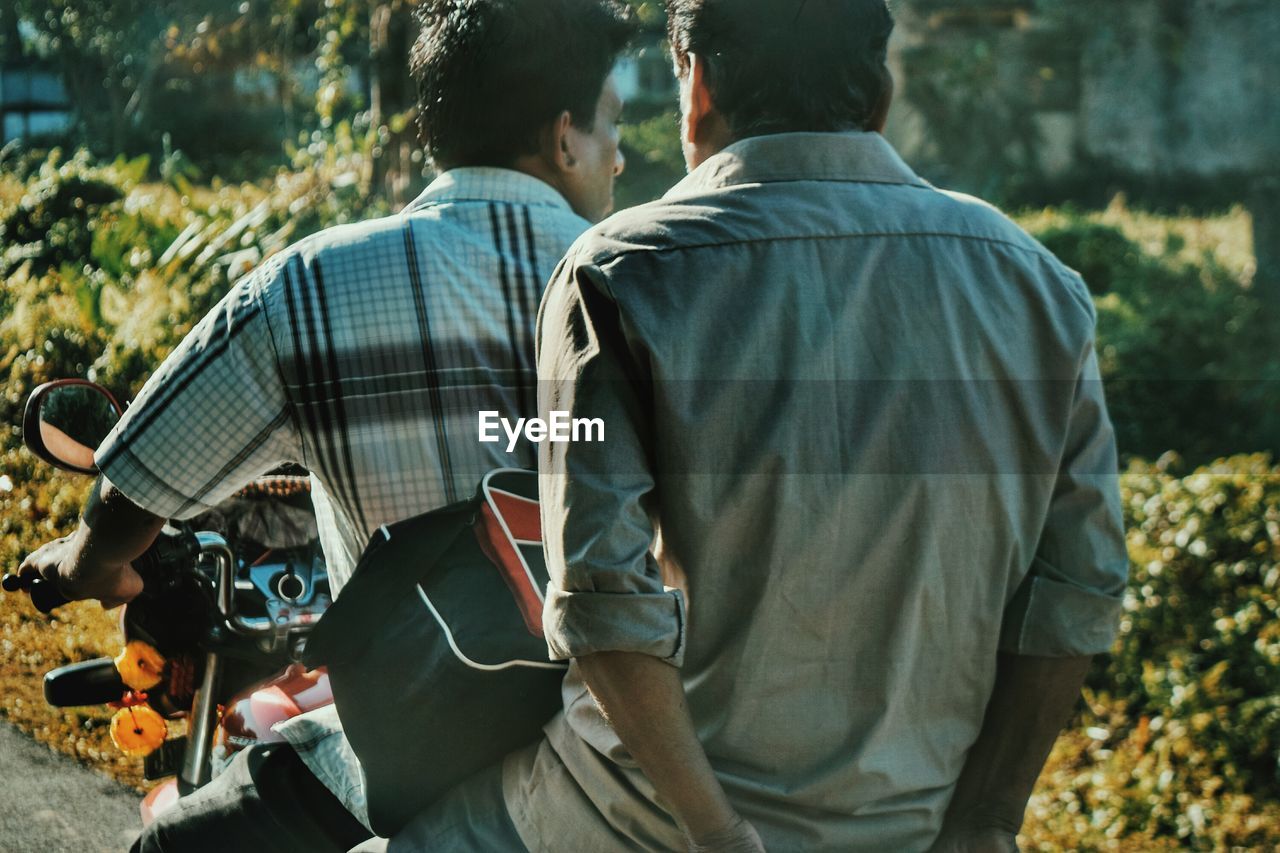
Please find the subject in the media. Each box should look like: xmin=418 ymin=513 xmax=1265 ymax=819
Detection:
xmin=530 ymin=1 xmax=1128 ymax=851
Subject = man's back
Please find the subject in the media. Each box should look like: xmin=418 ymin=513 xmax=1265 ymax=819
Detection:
xmin=95 ymin=168 xmax=588 ymax=828
xmin=528 ymin=132 xmax=1127 ymax=851
xmin=98 ymin=168 xmax=588 ymax=594
xmin=22 ymin=0 xmax=638 ymax=847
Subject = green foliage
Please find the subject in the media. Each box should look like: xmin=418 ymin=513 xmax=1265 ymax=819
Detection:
xmin=0 ymin=145 xmax=386 ymax=447
xmin=0 ymin=443 xmax=133 ymax=785
xmin=0 ymin=151 xmax=126 ymax=278
xmin=1036 ymin=220 xmax=1142 ymax=296
xmin=1028 ymin=214 xmax=1280 ymax=463
xmin=617 ymin=104 xmax=685 ymax=209
xmin=9 ymin=0 xmax=392 ymax=181
xmin=12 ymin=0 xmax=243 ymax=156
xmin=1110 ymin=456 xmax=1280 ymax=789
xmin=899 ymin=33 xmax=1043 ymax=202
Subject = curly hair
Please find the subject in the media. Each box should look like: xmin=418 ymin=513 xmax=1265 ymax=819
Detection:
xmin=411 ymin=0 xmax=636 ymax=169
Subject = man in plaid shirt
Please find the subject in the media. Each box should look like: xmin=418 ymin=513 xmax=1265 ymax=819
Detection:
xmin=19 ymin=0 xmax=636 ymax=849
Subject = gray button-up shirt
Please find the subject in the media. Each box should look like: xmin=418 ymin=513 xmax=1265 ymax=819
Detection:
xmin=518 ymin=132 xmax=1128 ymax=852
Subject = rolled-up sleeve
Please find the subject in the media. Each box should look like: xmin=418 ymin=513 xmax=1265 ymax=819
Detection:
xmin=1000 ymin=344 xmax=1128 ymax=657
xmin=95 ymin=259 xmax=303 ymax=520
xmin=535 ymin=254 xmax=685 ymax=666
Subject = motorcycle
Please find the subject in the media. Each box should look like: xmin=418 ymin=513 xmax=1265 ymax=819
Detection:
xmin=3 ymin=378 xmax=335 ymax=825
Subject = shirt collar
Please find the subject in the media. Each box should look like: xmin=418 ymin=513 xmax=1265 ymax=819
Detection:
xmin=405 ymin=167 xmax=574 ymax=212
xmin=665 ymin=131 xmax=928 ymax=197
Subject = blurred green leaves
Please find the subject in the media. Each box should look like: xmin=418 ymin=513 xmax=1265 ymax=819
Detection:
xmin=0 ymin=142 xmax=385 ymax=437
xmin=1031 ymin=214 xmax=1280 ymax=463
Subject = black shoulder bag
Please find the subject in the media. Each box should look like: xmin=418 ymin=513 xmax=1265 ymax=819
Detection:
xmin=302 ymin=468 xmax=566 ymax=837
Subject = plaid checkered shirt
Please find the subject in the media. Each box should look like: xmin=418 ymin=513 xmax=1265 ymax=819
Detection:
xmin=94 ymin=168 xmax=588 ymax=825
xmin=96 ymin=168 xmax=589 ymax=595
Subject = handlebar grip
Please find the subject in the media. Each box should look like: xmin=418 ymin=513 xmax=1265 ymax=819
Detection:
xmin=29 ymin=578 xmax=69 ymax=614
xmin=1 ymin=573 xmax=69 ymax=613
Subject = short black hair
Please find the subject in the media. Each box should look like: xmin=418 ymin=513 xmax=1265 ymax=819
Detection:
xmin=665 ymin=0 xmax=895 ymax=139
xmin=411 ymin=0 xmax=636 ymax=169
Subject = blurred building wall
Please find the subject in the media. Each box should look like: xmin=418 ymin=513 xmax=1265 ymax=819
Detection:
xmin=887 ymin=0 xmax=1280 ymax=192
xmin=1081 ymin=0 xmax=1279 ymax=178
xmin=0 ymin=64 xmax=72 ymax=144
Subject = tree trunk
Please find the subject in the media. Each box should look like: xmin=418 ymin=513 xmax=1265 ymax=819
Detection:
xmin=368 ymin=1 xmax=417 ymax=204
xmin=0 ymin=4 xmax=23 ymax=62
xmin=366 ymin=3 xmax=390 ymax=198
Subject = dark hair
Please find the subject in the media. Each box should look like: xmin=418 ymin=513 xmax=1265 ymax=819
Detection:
xmin=665 ymin=0 xmax=895 ymax=139
xmin=411 ymin=0 xmax=636 ymax=169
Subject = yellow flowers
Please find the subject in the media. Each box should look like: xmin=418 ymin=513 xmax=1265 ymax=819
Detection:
xmin=109 ymin=704 xmax=167 ymax=757
xmin=114 ymin=640 xmax=166 ymax=691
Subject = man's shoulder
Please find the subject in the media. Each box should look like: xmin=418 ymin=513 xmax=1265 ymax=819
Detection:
xmin=564 ymin=191 xmax=746 ymax=268
xmin=916 ymin=186 xmax=1095 ymax=320
xmin=289 ymin=213 xmax=413 ymax=262
xmin=564 ymin=180 xmax=1093 ymax=324
xmin=930 ymin=188 xmax=1048 ymax=255
xmin=286 ymin=200 xmax=588 ymax=264
xmin=239 ymin=215 xmax=405 ymax=285
xmin=569 ymin=184 xmax=1070 ymax=271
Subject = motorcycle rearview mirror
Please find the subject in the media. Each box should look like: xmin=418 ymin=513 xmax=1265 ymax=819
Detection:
xmin=22 ymin=380 xmax=124 ymax=475
xmin=44 ymin=657 xmax=127 ymax=707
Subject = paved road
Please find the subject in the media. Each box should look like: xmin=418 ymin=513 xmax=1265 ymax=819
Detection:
xmin=0 ymin=723 xmax=142 ymax=852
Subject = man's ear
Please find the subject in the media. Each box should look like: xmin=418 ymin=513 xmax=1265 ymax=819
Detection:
xmin=514 ymin=111 xmax=575 ymax=197
xmin=680 ymin=53 xmax=715 ymax=149
xmin=867 ymin=68 xmax=895 ymax=134
xmin=680 ymin=53 xmax=731 ymax=164
xmin=545 ymin=110 xmax=577 ymax=173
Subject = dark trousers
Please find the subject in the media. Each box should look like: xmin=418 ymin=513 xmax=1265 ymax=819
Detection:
xmin=131 ymin=743 xmax=372 ymax=853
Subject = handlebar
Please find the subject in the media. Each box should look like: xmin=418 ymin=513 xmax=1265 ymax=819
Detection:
xmin=44 ymin=657 xmax=127 ymax=707
xmin=28 ymin=577 xmax=68 ymax=613
xmin=191 ymin=532 xmax=277 ymax=638
xmin=6 ymin=528 xmax=313 ymax=640
xmin=3 ymin=526 xmax=202 ymax=615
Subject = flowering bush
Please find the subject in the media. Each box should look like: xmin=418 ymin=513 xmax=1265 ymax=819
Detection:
xmin=1022 ymin=454 xmax=1280 ymax=850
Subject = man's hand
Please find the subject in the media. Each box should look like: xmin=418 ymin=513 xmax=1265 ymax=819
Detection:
xmin=14 ymin=475 xmax=162 ymax=610
xmin=933 ymin=653 xmax=1091 ymax=853
xmin=18 ymin=530 xmax=144 ymax=609
xmin=687 ymin=814 xmax=766 ymax=853
xmin=576 ymin=651 xmax=765 ymax=853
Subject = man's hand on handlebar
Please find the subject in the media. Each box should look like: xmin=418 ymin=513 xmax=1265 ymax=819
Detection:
xmin=11 ymin=476 xmax=165 ymax=611
xmin=18 ymin=530 xmax=144 ymax=609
